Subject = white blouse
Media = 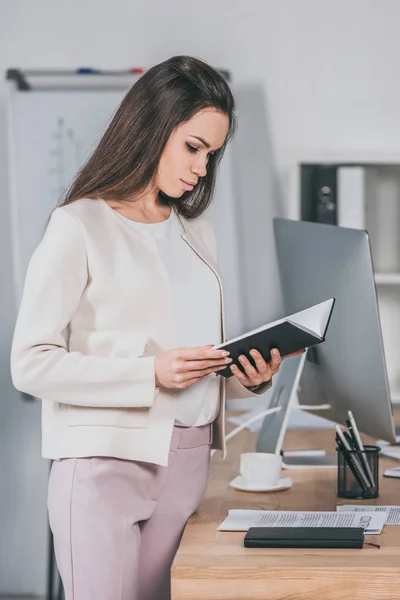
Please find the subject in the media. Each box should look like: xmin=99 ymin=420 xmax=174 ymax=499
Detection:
xmin=116 ymin=208 xmax=222 ymax=427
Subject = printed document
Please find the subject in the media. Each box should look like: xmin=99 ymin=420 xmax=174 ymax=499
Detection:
xmin=337 ymin=505 xmax=400 ymax=526
xmin=218 ymin=509 xmax=386 ymax=534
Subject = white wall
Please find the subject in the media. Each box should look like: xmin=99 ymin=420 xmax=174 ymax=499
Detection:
xmin=1 ymin=0 xmax=400 ymax=594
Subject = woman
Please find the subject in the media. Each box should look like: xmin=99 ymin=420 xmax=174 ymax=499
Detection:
xmin=11 ymin=55 xmax=292 ymax=600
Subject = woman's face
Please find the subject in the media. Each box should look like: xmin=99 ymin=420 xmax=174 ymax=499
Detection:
xmin=155 ymin=108 xmax=229 ymax=197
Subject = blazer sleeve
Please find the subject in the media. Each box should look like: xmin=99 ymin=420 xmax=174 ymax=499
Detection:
xmin=225 ymin=376 xmax=272 ymax=400
xmin=197 ymin=216 xmax=273 ymax=400
xmin=10 ymin=208 xmax=156 ymax=408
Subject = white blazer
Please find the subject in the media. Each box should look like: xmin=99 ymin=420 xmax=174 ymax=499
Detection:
xmin=10 ymin=198 xmax=270 ymax=466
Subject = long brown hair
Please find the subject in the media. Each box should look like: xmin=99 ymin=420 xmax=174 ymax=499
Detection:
xmin=61 ymin=55 xmax=236 ymax=219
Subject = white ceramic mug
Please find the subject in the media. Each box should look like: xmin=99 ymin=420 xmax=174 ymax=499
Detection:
xmin=239 ymin=452 xmax=282 ymax=486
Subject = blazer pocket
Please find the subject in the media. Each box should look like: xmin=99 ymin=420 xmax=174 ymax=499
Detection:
xmin=66 ymin=329 xmax=151 ymax=429
xmin=65 ymin=404 xmax=149 ymax=428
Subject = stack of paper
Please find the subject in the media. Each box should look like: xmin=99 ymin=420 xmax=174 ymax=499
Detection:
xmin=384 ymin=467 xmax=400 ymax=478
xmin=218 ymin=509 xmax=386 ymax=534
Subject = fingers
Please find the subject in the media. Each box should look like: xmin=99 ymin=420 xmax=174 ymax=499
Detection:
xmin=230 ymin=348 xmax=282 ymax=386
xmin=268 ymin=348 xmax=282 ymax=373
xmin=176 ymin=345 xmax=231 ymax=361
xmin=170 ymin=345 xmax=290 ymax=390
xmin=175 ymin=357 xmax=233 ymax=373
xmin=165 ymin=345 xmax=232 ymax=391
xmin=174 ymin=365 xmax=226 ymax=388
xmin=173 ymin=346 xmax=232 ymax=374
xmin=249 ymin=349 xmax=274 ymax=377
xmin=232 ymin=353 xmax=265 ymax=386
xmin=230 ymin=362 xmax=253 ymax=386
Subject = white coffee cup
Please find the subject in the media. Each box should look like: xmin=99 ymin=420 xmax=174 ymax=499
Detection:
xmin=239 ymin=452 xmax=282 ymax=486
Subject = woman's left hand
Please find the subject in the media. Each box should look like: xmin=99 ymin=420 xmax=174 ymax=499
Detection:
xmin=230 ymin=347 xmax=305 ymax=389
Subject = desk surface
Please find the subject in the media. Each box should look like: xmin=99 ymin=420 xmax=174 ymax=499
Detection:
xmin=172 ymin=414 xmax=400 ymax=600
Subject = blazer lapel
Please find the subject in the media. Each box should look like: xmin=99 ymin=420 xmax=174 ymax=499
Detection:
xmin=174 ymin=209 xmax=226 ymax=342
xmin=174 ymin=211 xmax=220 ymax=277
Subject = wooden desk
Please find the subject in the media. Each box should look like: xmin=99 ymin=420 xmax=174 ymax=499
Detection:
xmin=172 ymin=417 xmax=400 ymax=599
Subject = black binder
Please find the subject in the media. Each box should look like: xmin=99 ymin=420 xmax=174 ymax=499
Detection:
xmin=243 ymin=527 xmax=364 ymax=549
xmin=301 ymin=164 xmax=337 ymax=225
xmin=216 ymin=299 xmax=335 ymax=378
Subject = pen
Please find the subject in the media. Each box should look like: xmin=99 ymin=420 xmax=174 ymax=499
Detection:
xmin=347 ymin=411 xmax=375 ymax=488
xmin=342 ymin=429 xmax=372 ymax=488
xmin=345 ymin=419 xmax=357 ymax=447
xmin=335 ymin=433 xmax=368 ymax=491
xmin=335 ymin=425 xmax=372 ymax=492
xmin=343 ymin=430 xmax=357 ymax=451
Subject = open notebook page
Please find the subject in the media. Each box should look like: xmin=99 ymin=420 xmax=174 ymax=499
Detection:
xmin=290 ymin=299 xmax=334 ymax=338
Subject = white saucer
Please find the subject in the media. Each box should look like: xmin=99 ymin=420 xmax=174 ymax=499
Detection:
xmin=228 ymin=475 xmax=293 ymax=493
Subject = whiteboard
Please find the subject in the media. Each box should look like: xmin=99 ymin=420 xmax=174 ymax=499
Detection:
xmin=6 ymin=82 xmax=243 ymax=336
xmin=7 ymin=88 xmax=124 ymax=299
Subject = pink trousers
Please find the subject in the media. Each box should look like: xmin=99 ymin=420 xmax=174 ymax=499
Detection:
xmin=47 ymin=424 xmax=212 ymax=600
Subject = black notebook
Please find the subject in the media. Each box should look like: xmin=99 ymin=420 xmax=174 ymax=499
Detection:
xmin=215 ymin=298 xmax=335 ymax=378
xmin=244 ymin=526 xmax=364 ymax=549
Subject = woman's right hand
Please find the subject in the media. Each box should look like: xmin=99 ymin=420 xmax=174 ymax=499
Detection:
xmin=154 ymin=345 xmax=232 ymax=390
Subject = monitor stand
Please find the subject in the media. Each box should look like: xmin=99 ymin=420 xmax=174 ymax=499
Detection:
xmin=282 ymin=454 xmax=337 ymax=469
xmin=282 ymin=402 xmax=337 ymax=469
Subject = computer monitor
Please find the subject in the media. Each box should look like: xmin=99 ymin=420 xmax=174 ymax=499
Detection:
xmin=257 ymin=218 xmax=396 ymax=462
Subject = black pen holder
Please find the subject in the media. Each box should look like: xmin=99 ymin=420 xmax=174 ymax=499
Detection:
xmin=336 ymin=445 xmax=380 ymax=499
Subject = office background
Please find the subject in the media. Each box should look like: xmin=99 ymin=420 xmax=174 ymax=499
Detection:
xmin=1 ymin=0 xmax=400 ymax=596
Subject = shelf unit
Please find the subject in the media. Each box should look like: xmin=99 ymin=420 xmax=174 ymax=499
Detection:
xmin=374 ymin=273 xmax=400 ymax=285
xmin=287 ymin=152 xmax=400 ymax=405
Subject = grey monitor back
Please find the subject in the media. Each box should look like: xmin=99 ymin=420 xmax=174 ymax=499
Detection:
xmin=272 ymin=218 xmax=395 ymax=444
